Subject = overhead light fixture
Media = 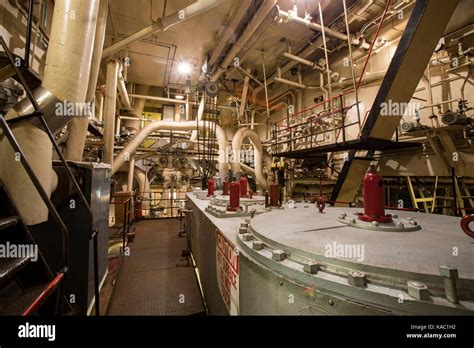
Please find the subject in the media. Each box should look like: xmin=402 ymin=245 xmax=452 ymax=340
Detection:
xmin=175 ymin=95 xmax=185 ymax=100
xmin=178 ymin=61 xmax=192 ymax=74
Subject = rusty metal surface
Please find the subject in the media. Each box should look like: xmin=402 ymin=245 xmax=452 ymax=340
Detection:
xmin=107 ymin=219 xmax=205 ymax=315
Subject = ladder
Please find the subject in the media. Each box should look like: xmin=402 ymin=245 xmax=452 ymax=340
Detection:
xmin=406 ymin=176 xmax=438 ymax=213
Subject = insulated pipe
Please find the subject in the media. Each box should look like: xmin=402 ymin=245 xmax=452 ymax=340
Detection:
xmin=117 ymin=65 xmax=131 ymax=110
xmin=103 ymin=59 xmax=120 ymax=165
xmin=112 ymin=121 xmax=229 ymax=176
xmin=65 ymin=0 xmax=109 ymax=161
xmin=211 ymin=0 xmax=277 ymax=82
xmin=231 ymin=127 xmax=267 ymax=190
xmin=127 ymin=155 xmax=135 ymax=191
xmin=208 ymin=0 xmax=252 ymax=67
xmin=102 ymin=0 xmax=224 ymax=58
xmin=253 ymin=6 xmax=372 ymax=98
xmin=0 ymin=0 xmax=100 ymax=225
xmin=278 ymin=9 xmax=369 ymax=46
xmin=124 ymin=84 xmax=149 ymax=133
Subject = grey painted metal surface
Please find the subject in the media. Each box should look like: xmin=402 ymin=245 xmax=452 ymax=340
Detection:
xmin=186 ymin=194 xmax=474 ymax=315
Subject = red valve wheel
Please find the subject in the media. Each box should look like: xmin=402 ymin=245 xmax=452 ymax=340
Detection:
xmin=460 ymin=214 xmax=474 ymax=238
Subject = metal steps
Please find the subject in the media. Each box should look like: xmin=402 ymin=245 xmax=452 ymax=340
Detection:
xmin=0 ymin=257 xmax=31 ymax=286
xmin=1 ymin=283 xmax=48 ymax=316
xmin=0 ymin=216 xmax=19 ymax=231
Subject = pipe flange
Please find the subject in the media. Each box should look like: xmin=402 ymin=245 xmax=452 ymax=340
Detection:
xmin=337 ymin=216 xmax=421 ymax=232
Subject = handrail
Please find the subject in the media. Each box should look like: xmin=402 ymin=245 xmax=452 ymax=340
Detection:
xmin=22 ymin=272 xmax=65 ymax=316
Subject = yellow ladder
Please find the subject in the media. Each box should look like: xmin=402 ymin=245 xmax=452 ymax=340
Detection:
xmin=406 ymin=176 xmax=438 ymax=213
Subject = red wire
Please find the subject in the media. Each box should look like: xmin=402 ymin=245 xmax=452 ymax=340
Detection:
xmin=357 ymin=0 xmax=393 ymax=89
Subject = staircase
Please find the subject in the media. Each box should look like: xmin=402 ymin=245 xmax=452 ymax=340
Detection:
xmin=0 ymin=180 xmax=60 ymax=315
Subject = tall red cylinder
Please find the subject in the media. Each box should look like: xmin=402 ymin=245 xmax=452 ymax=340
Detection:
xmin=227 ymin=181 xmax=241 ymax=211
xmin=269 ymin=183 xmax=279 ymax=207
xmin=240 ymin=176 xmax=248 ymax=197
xmin=223 ymin=181 xmax=229 ymax=195
xmin=207 ymin=178 xmax=215 ymax=197
xmin=359 ymin=167 xmax=392 ymax=223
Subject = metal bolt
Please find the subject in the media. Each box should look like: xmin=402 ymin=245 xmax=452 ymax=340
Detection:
xmin=372 ymin=221 xmax=379 ymax=227
xmin=303 ymin=261 xmax=319 ymax=274
xmin=238 ymin=227 xmax=248 ymax=234
xmin=396 ymin=221 xmax=404 ymax=228
xmin=350 ymin=218 xmax=356 ymax=223
xmin=339 ymin=212 xmax=347 ymax=219
xmin=242 ymin=233 xmax=253 ymax=241
xmin=348 ymin=271 xmax=367 ymax=287
xmin=328 ymin=299 xmax=334 ymax=306
xmin=272 ymin=249 xmax=286 ymax=261
xmin=439 ymin=265 xmax=459 ymax=303
xmin=252 ymin=241 xmax=264 ymax=251
xmin=407 ymin=281 xmax=430 ymax=301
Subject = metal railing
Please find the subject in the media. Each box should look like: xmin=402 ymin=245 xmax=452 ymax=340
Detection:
xmin=271 ymin=93 xmax=359 ymax=155
xmin=136 ymin=191 xmax=186 ymax=219
xmin=110 ymin=195 xmax=134 ymax=250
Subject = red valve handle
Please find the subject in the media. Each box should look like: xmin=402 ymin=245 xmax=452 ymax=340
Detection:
xmin=460 ymin=214 xmax=474 ymax=238
xmin=316 ymin=197 xmax=326 ymax=213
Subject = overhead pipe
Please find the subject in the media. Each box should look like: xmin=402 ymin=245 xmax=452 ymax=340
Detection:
xmin=123 ymin=84 xmax=149 ymax=134
xmin=278 ymin=9 xmax=354 ymax=43
xmin=103 ymin=59 xmax=121 ymax=165
xmin=0 ymin=0 xmax=100 ymax=225
xmin=117 ymin=65 xmax=131 ymax=110
xmin=102 ymin=0 xmax=224 ymax=58
xmin=211 ymin=0 xmax=278 ymax=82
xmin=65 ymin=0 xmax=109 ymax=161
xmin=112 ymin=121 xmax=229 ymax=176
xmin=253 ymin=4 xmax=371 ymax=98
xmin=231 ymin=127 xmax=267 ymax=190
xmin=274 ymin=66 xmax=306 ymax=89
xmin=208 ymin=0 xmax=253 ymax=67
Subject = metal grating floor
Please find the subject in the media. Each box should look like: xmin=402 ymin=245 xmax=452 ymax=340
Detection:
xmin=106 ymin=219 xmax=205 ymax=316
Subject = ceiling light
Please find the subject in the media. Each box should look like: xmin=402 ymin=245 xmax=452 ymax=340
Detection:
xmin=178 ymin=61 xmax=192 ymax=74
xmin=175 ymin=95 xmax=184 ymax=100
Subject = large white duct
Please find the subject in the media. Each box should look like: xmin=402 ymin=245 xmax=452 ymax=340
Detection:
xmin=65 ymin=0 xmax=109 ymax=161
xmin=124 ymin=84 xmax=150 ymax=133
xmin=112 ymin=121 xmax=229 ymax=176
xmin=231 ymin=127 xmax=267 ymax=190
xmin=0 ymin=0 xmax=100 ymax=225
xmin=103 ymin=59 xmax=121 ymax=165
